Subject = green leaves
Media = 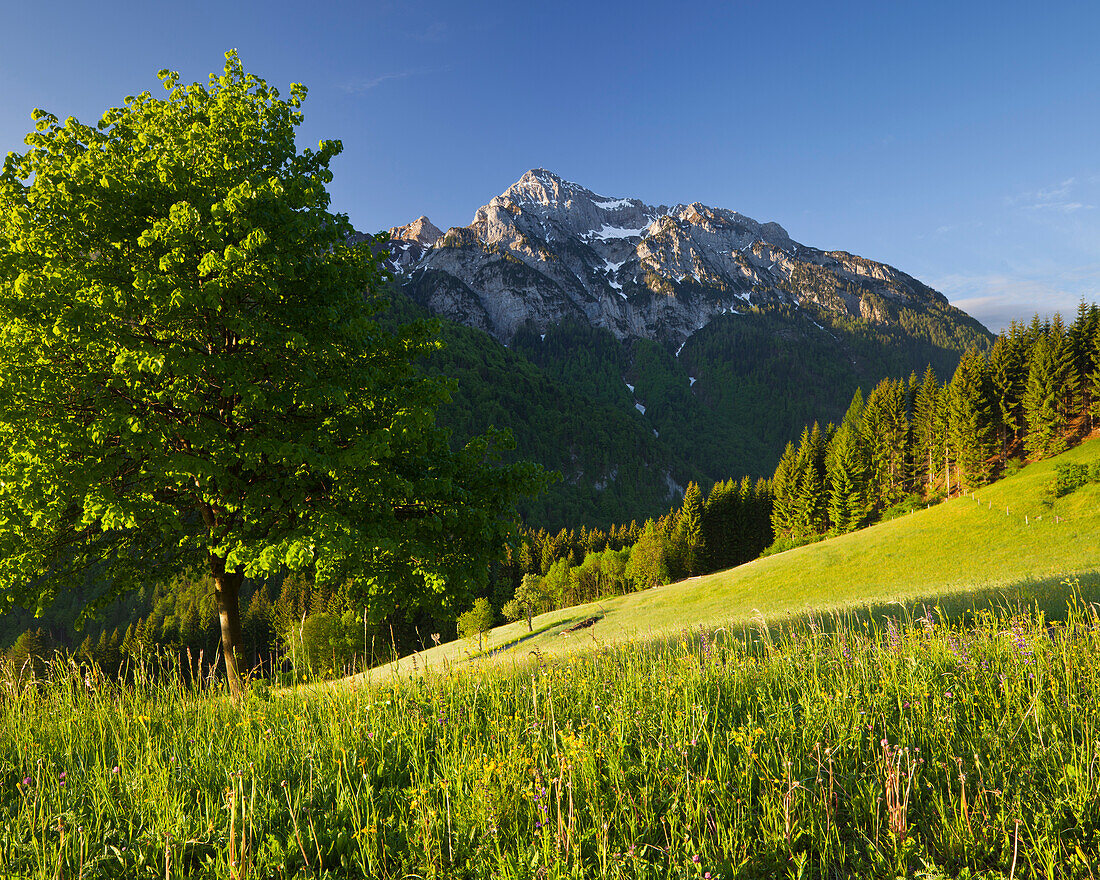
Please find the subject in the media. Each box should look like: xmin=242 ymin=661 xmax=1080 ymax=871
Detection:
xmin=0 ymin=54 xmax=544 ymax=633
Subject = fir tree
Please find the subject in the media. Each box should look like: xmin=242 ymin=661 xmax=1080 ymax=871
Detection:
xmin=1049 ymin=314 xmax=1080 ymax=426
xmin=1022 ymin=333 xmax=1065 ymax=458
xmin=826 ymin=423 xmax=866 ymax=533
xmin=672 ymin=482 xmax=705 ymax=578
xmin=987 ymin=332 xmax=1022 ymax=460
xmin=770 ymin=441 xmax=799 ymax=537
xmin=862 ymin=379 xmax=908 ymax=509
xmin=1090 ymin=319 xmax=1100 ymax=429
xmin=947 ymin=348 xmax=994 ymax=489
xmin=911 ymin=366 xmax=942 ymax=494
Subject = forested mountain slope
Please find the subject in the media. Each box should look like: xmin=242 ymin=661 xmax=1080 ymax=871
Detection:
xmin=379 ymin=171 xmax=993 ymax=528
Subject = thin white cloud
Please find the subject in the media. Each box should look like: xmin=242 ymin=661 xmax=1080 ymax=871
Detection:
xmin=408 ymin=20 xmax=448 ymax=42
xmin=340 ymin=71 xmax=417 ymax=93
xmin=340 ymin=66 xmax=446 ymax=94
xmin=1007 ymin=176 xmax=1096 ymax=213
xmin=932 ymin=266 xmax=1100 ymax=332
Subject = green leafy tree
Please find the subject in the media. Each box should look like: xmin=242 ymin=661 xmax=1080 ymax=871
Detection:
xmin=624 ymin=521 xmax=670 ymax=590
xmin=0 ymin=54 xmax=541 ymax=698
xmin=513 ymin=573 xmax=547 ymax=631
xmin=282 ymin=609 xmax=364 ymax=678
xmin=456 ymin=598 xmax=495 ymax=652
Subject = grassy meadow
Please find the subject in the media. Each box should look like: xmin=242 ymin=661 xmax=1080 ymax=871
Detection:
xmin=2 ymin=440 xmax=1099 ymax=878
xmin=369 ymin=437 xmax=1100 ymax=680
xmin=3 ymin=599 xmax=1100 ymax=878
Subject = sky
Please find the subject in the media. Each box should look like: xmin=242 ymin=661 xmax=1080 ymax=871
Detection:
xmin=2 ymin=0 xmax=1099 ymax=332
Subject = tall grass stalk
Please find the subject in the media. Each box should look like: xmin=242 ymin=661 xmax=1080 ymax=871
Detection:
xmin=2 ymin=595 xmax=1099 ymax=878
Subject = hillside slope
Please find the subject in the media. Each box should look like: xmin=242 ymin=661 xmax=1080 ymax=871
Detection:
xmin=366 ymin=436 xmax=1100 ymax=681
xmin=376 ymin=170 xmax=992 ymax=527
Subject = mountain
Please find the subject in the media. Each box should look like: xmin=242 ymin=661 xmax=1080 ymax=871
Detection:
xmin=376 ymin=171 xmax=993 ymax=529
xmin=388 ymin=169 xmax=988 ymax=352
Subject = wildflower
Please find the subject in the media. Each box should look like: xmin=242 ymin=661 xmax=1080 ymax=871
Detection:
xmin=692 ymin=854 xmax=701 ymax=863
xmin=112 ymin=766 xmax=119 ymax=774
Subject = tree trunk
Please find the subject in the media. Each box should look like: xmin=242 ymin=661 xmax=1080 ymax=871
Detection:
xmin=210 ymin=552 xmax=245 ymax=700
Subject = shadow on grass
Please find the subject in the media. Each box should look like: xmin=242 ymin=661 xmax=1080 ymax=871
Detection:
xmin=641 ymin=570 xmax=1100 ymax=656
xmin=484 ymin=611 xmax=607 ymax=657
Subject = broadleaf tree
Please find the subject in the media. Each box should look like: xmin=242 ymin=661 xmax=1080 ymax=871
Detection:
xmin=0 ymin=53 xmax=543 ymax=697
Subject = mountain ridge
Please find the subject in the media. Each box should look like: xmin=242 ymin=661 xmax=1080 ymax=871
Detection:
xmin=383 ymin=169 xmax=988 ymax=351
xmin=367 ymin=170 xmax=992 ymax=530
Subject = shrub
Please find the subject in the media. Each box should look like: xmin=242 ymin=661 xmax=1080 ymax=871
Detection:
xmin=1053 ymin=462 xmax=1090 ymax=497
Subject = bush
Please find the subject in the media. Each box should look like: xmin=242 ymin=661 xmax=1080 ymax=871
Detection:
xmin=880 ymin=493 xmax=926 ymax=522
xmin=1053 ymin=462 xmax=1090 ymax=498
xmin=282 ymin=611 xmax=364 ymax=679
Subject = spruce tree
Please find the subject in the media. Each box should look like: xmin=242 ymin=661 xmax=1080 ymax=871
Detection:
xmin=1049 ymin=314 xmax=1080 ymax=427
xmin=1022 ymin=333 xmax=1064 ymax=458
xmin=702 ymin=480 xmax=738 ymax=573
xmin=987 ymin=332 xmax=1022 ymax=460
xmin=947 ymin=348 xmax=994 ymax=490
xmin=862 ymin=379 xmax=908 ymax=510
xmin=770 ymin=441 xmax=799 ymax=537
xmin=790 ymin=424 xmax=828 ymax=537
xmin=911 ymin=366 xmax=942 ymax=494
xmin=1090 ymin=320 xmax=1100 ymax=429
xmin=672 ymin=482 xmax=705 ymax=578
xmin=826 ymin=423 xmax=866 ymax=532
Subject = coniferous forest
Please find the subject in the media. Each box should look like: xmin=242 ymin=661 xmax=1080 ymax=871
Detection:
xmin=4 ymin=302 xmax=1097 ymax=681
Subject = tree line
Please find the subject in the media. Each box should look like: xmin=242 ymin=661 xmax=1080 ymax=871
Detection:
xmin=771 ymin=304 xmax=1100 ymax=545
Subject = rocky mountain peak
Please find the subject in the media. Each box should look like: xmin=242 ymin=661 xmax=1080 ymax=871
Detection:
xmin=389 ymin=215 xmax=443 ymax=247
xmin=496 ymin=169 xmax=586 ymax=209
xmin=389 ymin=169 xmax=975 ymax=348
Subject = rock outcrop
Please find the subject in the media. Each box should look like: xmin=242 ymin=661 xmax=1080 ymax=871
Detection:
xmin=383 ymin=169 xmax=976 ymax=347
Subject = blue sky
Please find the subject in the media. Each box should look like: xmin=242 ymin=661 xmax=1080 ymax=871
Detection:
xmin=2 ymin=0 xmax=1098 ymax=332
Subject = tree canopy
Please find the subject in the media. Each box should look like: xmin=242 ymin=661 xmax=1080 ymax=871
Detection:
xmin=0 ymin=53 xmax=542 ymax=696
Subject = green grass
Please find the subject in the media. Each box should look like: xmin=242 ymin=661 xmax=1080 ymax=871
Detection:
xmin=371 ymin=438 xmax=1100 ymax=681
xmin=3 ymin=601 xmax=1100 ymax=878
xmin=3 ymin=442 xmax=1099 ymax=878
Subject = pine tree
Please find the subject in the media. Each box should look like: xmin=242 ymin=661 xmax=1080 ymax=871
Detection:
xmin=826 ymin=422 xmax=866 ymax=532
xmin=1022 ymin=333 xmax=1065 ymax=458
xmin=702 ymin=480 xmax=738 ymax=573
xmin=1090 ymin=319 xmax=1100 ymax=429
xmin=1069 ymin=301 xmax=1100 ymax=423
xmin=672 ymin=482 xmax=705 ymax=578
xmin=947 ymin=348 xmax=994 ymax=489
xmin=790 ymin=424 xmax=828 ymax=537
xmin=911 ymin=366 xmax=942 ymax=494
xmin=1049 ymin=314 xmax=1080 ymax=427
xmin=987 ymin=332 xmax=1022 ymax=460
xmin=862 ymin=379 xmax=908 ymax=510
xmin=770 ymin=441 xmax=799 ymax=537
